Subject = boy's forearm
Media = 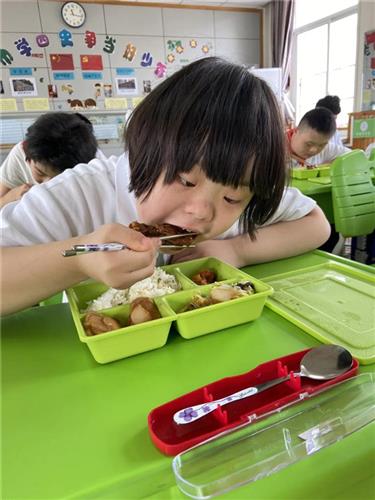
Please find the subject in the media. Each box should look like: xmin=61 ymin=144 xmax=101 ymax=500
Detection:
xmin=233 ymin=207 xmax=331 ymax=266
xmin=1 ymin=240 xmax=86 ymax=316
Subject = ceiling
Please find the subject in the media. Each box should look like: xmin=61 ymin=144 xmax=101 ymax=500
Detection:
xmin=113 ymin=0 xmax=270 ymax=7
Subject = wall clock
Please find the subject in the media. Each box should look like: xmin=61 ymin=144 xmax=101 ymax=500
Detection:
xmin=61 ymin=2 xmax=86 ymax=28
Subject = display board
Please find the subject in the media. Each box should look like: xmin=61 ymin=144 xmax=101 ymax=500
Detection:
xmin=0 ymin=0 xmax=262 ymax=116
xmin=347 ymin=111 xmax=375 ymax=150
xmin=250 ymin=67 xmax=282 ymax=101
xmin=362 ymin=29 xmax=375 ymax=111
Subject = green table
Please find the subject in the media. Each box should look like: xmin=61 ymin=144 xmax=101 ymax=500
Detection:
xmin=291 ymin=178 xmax=334 ymax=222
xmin=291 ymin=169 xmax=375 ymax=224
xmin=2 ymin=251 xmax=375 ymax=499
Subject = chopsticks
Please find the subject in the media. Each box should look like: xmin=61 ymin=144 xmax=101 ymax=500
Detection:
xmin=62 ymin=232 xmax=198 ymax=257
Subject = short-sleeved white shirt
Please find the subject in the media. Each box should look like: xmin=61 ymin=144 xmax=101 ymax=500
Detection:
xmin=308 ymin=141 xmax=351 ymax=166
xmin=0 ymin=142 xmax=108 ymax=190
xmin=0 ymin=142 xmax=35 ymax=188
xmin=0 ymin=153 xmax=316 ymax=247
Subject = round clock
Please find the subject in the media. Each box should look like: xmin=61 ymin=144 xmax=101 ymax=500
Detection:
xmin=61 ymin=2 xmax=86 ymax=28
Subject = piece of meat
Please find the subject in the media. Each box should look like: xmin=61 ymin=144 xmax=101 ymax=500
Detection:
xmin=191 ymin=269 xmax=217 ymax=285
xmin=83 ymin=312 xmax=121 ymax=336
xmin=129 ymin=221 xmax=197 ymax=246
xmin=128 ymin=297 xmax=161 ymax=325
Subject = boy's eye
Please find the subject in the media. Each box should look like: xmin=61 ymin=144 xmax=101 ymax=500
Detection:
xmin=179 ymin=176 xmax=195 ymax=187
xmin=224 ymin=196 xmax=241 ymax=205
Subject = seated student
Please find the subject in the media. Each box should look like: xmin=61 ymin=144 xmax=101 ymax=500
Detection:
xmin=365 ymin=142 xmax=375 ymax=158
xmin=287 ymin=107 xmax=350 ymax=168
xmin=0 ymin=57 xmax=330 ymax=315
xmin=315 ymin=95 xmax=345 ymax=147
xmin=0 ymin=112 xmax=98 ymax=208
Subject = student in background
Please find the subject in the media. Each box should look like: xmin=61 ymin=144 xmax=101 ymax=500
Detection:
xmin=287 ymin=107 xmax=350 ymax=168
xmin=0 ymin=112 xmax=98 ymax=208
xmin=315 ymin=95 xmax=345 ymax=147
xmin=365 ymin=142 xmax=375 ymax=158
xmin=1 ymin=57 xmax=330 ymax=315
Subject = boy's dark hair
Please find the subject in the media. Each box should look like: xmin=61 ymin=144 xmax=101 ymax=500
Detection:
xmin=125 ymin=57 xmax=286 ymax=238
xmin=298 ymin=107 xmax=336 ymax=137
xmin=315 ymin=95 xmax=341 ymax=115
xmin=23 ymin=112 xmax=98 ymax=172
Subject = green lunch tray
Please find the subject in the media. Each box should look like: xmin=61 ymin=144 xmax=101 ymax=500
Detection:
xmin=307 ymin=177 xmax=332 ymax=185
xmin=291 ymin=165 xmax=331 ymax=179
xmin=66 ymin=257 xmax=273 ymax=364
xmin=263 ymin=262 xmax=375 ymax=364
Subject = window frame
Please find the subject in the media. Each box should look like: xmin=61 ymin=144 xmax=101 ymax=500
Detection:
xmin=290 ymin=5 xmax=359 ymax=130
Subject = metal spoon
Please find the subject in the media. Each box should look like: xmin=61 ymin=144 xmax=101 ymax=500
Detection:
xmin=173 ymin=345 xmax=353 ymax=425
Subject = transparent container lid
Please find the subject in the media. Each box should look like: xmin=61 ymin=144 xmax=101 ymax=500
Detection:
xmin=172 ymin=374 xmax=375 ymax=499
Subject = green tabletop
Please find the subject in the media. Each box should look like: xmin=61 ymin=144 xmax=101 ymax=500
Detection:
xmin=2 ymin=251 xmax=375 ymax=499
xmin=291 ymin=179 xmax=334 ymax=223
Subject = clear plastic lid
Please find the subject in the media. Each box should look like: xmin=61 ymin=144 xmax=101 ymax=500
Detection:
xmin=172 ymin=374 xmax=375 ymax=499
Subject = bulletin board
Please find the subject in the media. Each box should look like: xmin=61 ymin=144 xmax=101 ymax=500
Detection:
xmin=362 ymin=30 xmax=375 ymax=111
xmin=0 ymin=0 xmax=262 ymax=119
xmin=347 ymin=111 xmax=375 ymax=150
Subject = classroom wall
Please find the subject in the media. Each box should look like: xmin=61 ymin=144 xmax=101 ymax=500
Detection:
xmin=0 ymin=0 xmax=262 ymax=114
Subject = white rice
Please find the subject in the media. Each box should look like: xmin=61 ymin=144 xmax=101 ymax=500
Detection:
xmin=86 ymin=268 xmax=180 ymax=311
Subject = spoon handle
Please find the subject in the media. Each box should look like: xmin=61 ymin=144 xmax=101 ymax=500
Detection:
xmin=173 ymin=373 xmax=299 ymax=425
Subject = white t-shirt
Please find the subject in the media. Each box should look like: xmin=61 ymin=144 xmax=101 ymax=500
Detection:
xmin=0 ymin=142 xmax=108 ymax=189
xmin=307 ymin=142 xmax=351 ymax=166
xmin=331 ymin=130 xmax=344 ymax=148
xmin=0 ymin=142 xmax=35 ymax=188
xmin=0 ymin=153 xmax=316 ymax=247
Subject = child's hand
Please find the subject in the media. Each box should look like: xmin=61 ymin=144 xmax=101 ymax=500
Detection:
xmin=0 ymin=184 xmax=32 ymax=208
xmin=72 ymin=223 xmax=161 ymax=289
xmin=170 ymin=239 xmax=244 ymax=268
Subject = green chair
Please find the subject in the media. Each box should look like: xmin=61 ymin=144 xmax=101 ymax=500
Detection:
xmin=330 ymin=150 xmax=375 ymax=263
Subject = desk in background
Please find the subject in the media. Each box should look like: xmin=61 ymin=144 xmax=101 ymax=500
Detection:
xmin=2 ymin=251 xmax=374 ymax=499
xmin=291 ymin=162 xmax=375 ymax=225
xmin=291 ymin=178 xmax=334 ymax=222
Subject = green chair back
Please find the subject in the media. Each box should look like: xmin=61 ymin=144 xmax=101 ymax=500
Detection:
xmin=331 ymin=150 xmax=375 ymax=237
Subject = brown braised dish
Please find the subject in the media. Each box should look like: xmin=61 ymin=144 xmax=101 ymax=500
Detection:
xmin=191 ymin=269 xmax=217 ymax=285
xmin=83 ymin=297 xmax=161 ymax=336
xmin=129 ymin=221 xmax=197 ymax=246
xmin=182 ymin=282 xmax=256 ymax=312
xmin=128 ymin=297 xmax=161 ymax=325
xmin=83 ymin=312 xmax=121 ymax=336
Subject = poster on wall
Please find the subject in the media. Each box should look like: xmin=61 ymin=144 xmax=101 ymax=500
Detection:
xmin=9 ymin=77 xmax=37 ymax=96
xmin=363 ymin=30 xmax=375 ymax=111
xmin=115 ymin=77 xmax=137 ymax=95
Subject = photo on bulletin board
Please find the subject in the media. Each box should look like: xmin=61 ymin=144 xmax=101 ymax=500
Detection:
xmin=103 ymin=84 xmax=112 ymax=97
xmin=115 ymin=77 xmax=137 ymax=96
xmin=48 ymin=84 xmax=58 ymax=98
xmin=10 ymin=77 xmax=37 ymax=97
xmin=143 ymin=80 xmax=152 ymax=94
